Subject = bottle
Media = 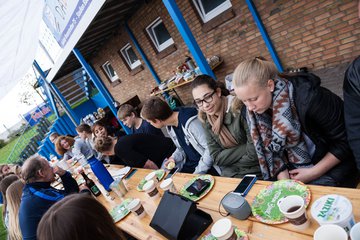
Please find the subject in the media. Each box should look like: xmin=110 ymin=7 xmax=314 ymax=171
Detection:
xmin=80 ymin=171 xmax=101 ymax=197
xmin=87 ymin=156 xmax=114 ymax=191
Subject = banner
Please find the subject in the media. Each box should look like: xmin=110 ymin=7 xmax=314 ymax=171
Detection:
xmin=23 ymin=102 xmax=52 ymax=127
xmin=43 ymin=0 xmax=92 ymax=47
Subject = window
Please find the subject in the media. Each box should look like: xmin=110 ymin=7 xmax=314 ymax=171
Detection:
xmin=193 ymin=0 xmax=232 ymax=23
xmin=120 ymin=44 xmax=141 ymax=70
xmin=146 ymin=18 xmax=174 ymax=52
xmin=101 ymin=61 xmax=119 ymax=82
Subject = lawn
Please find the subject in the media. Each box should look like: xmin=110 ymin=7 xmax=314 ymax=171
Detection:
xmin=0 ymin=127 xmax=38 ymax=164
xmin=0 ymin=206 xmax=6 ymax=240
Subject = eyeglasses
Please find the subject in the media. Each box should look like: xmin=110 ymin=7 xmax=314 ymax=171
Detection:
xmin=193 ymin=91 xmax=216 ymax=107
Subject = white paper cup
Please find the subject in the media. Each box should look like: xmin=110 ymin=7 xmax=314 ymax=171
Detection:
xmin=145 ymin=172 xmax=158 ymax=183
xmin=350 ymin=222 xmax=360 ymax=240
xmin=56 ymin=159 xmax=70 ymax=171
xmin=160 ymin=178 xmax=177 ymax=193
xmin=277 ymin=195 xmax=309 ymax=229
xmin=211 ymin=218 xmax=237 ymax=240
xmin=311 ymin=194 xmax=355 ymax=234
xmin=127 ymin=198 xmax=146 ymax=218
xmin=143 ymin=180 xmax=160 ymax=199
xmin=314 ymin=224 xmax=348 ymax=240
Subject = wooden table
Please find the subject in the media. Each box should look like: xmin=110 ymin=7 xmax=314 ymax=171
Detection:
xmin=94 ymin=166 xmax=360 ymax=240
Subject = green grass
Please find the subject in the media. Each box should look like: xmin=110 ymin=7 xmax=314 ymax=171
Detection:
xmin=0 ymin=206 xmax=7 ymax=240
xmin=0 ymin=128 xmax=38 ymax=164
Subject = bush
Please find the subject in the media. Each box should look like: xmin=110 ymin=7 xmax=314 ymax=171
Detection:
xmin=0 ymin=140 xmax=6 ymax=149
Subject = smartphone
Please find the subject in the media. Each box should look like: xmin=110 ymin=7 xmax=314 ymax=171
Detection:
xmin=124 ymin=169 xmax=137 ymax=180
xmin=186 ymin=179 xmax=211 ymax=196
xmin=165 ymin=167 xmax=179 ymax=180
xmin=233 ymin=174 xmax=257 ymax=197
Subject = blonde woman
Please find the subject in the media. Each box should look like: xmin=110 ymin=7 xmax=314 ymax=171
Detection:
xmin=233 ymin=57 xmax=357 ymax=187
xmin=6 ymin=180 xmax=24 ymax=240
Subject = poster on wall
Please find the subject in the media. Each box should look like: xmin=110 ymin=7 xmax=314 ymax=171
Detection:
xmin=43 ymin=0 xmax=92 ymax=47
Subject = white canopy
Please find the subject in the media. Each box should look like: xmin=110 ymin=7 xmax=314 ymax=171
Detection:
xmin=0 ymin=0 xmax=44 ymax=99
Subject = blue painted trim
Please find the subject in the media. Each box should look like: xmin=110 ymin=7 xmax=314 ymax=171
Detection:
xmin=246 ymin=0 xmax=283 ymax=72
xmin=72 ymin=48 xmax=131 ymax=134
xmin=162 ymin=0 xmax=216 ymax=79
xmin=125 ymin=22 xmax=170 ymax=100
xmin=51 ymin=83 xmax=80 ymax=124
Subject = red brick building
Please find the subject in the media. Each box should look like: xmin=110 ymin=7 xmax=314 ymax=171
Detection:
xmin=89 ymin=0 xmax=360 ymax=105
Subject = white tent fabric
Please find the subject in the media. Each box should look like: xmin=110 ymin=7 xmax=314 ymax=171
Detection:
xmin=0 ymin=0 xmax=44 ymax=99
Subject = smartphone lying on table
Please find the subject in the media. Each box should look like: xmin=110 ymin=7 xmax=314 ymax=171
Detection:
xmin=186 ymin=179 xmax=211 ymax=197
xmin=233 ymin=174 xmax=257 ymax=197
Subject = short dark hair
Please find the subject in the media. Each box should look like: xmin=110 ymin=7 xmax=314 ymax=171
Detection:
xmin=76 ymin=124 xmax=92 ymax=134
xmin=37 ymin=194 xmax=126 ymax=240
xmin=141 ymin=97 xmax=173 ymax=121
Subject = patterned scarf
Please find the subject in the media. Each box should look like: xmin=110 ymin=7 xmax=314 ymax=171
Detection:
xmin=247 ymin=77 xmax=312 ymax=180
xmin=207 ymin=96 xmax=238 ymax=148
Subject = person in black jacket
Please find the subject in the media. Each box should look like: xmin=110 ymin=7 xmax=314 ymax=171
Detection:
xmin=343 ymin=56 xmax=360 ymax=173
xmin=94 ymin=134 xmax=176 ymax=169
xmin=233 ymin=57 xmax=357 ymax=187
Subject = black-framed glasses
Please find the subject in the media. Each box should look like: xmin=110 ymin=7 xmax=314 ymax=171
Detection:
xmin=193 ymin=91 xmax=216 ymax=107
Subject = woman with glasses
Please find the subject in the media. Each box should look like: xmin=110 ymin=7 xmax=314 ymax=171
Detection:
xmin=191 ymin=75 xmax=261 ymax=178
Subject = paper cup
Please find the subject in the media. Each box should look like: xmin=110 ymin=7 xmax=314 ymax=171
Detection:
xmin=127 ymin=198 xmax=146 ymax=218
xmin=145 ymin=172 xmax=158 ymax=183
xmin=143 ymin=180 xmax=160 ymax=199
xmin=277 ymin=195 xmax=309 ymax=229
xmin=350 ymin=222 xmax=360 ymax=240
xmin=211 ymin=218 xmax=237 ymax=240
xmin=160 ymin=178 xmax=177 ymax=193
xmin=57 ymin=159 xmax=70 ymax=171
xmin=311 ymin=194 xmax=355 ymax=234
xmin=314 ymin=224 xmax=348 ymax=240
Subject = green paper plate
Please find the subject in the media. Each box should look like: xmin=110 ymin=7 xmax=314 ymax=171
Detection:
xmin=201 ymin=226 xmax=248 ymax=240
xmin=179 ymin=175 xmax=214 ymax=202
xmin=251 ymin=179 xmax=311 ymax=224
xmin=110 ymin=198 xmax=133 ymax=222
xmin=136 ymin=169 xmax=165 ymax=191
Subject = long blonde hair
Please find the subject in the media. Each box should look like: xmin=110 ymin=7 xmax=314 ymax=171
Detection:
xmin=6 ymin=180 xmax=24 ymax=240
xmin=233 ymin=57 xmax=278 ymax=88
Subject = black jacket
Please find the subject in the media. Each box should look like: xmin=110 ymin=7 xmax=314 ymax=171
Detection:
xmin=282 ymin=72 xmax=357 ymax=187
xmin=343 ymin=56 xmax=360 ymax=173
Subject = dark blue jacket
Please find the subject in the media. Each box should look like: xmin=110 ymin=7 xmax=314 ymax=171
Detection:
xmin=19 ymin=172 xmax=79 ymax=240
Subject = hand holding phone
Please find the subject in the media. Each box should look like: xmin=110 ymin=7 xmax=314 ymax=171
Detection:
xmin=233 ymin=175 xmax=257 ymax=197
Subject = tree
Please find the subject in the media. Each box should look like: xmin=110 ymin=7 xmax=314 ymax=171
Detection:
xmin=18 ymin=71 xmax=45 ymax=105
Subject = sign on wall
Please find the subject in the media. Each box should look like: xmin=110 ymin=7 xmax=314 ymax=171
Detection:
xmin=23 ymin=102 xmax=52 ymax=127
xmin=43 ymin=0 xmax=92 ymax=47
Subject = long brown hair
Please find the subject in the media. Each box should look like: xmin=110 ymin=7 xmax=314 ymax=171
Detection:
xmin=37 ymin=194 xmax=126 ymax=240
xmin=55 ymin=136 xmax=75 ymax=156
xmin=6 ymin=180 xmax=24 ymax=240
xmin=0 ymin=174 xmax=18 ymax=221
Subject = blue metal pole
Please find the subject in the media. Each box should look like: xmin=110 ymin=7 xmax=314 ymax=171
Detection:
xmin=162 ymin=0 xmax=216 ymax=79
xmin=33 ymin=61 xmax=79 ymax=125
xmin=246 ymin=0 xmax=283 ymax=72
xmin=51 ymin=83 xmax=80 ymax=124
xmin=39 ymin=77 xmax=60 ymax=117
xmin=72 ymin=48 xmax=131 ymax=134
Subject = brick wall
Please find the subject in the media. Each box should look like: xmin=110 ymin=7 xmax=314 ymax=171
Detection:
xmin=90 ymin=0 xmax=360 ymax=105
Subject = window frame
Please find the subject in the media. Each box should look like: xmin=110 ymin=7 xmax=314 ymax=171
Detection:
xmin=146 ymin=17 xmax=174 ymax=52
xmin=193 ymin=0 xmax=232 ymax=23
xmin=101 ymin=61 xmax=119 ymax=82
xmin=120 ymin=43 xmax=141 ymax=70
